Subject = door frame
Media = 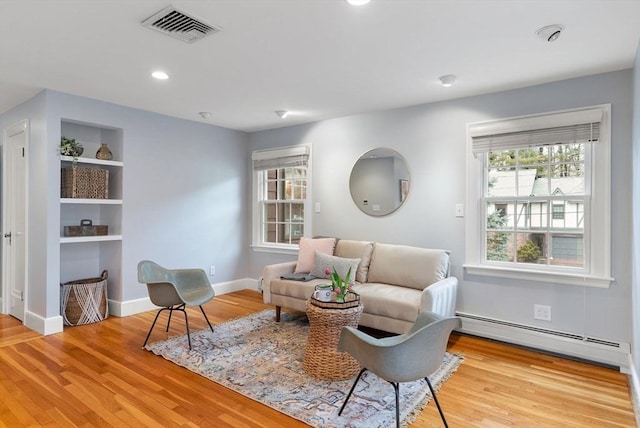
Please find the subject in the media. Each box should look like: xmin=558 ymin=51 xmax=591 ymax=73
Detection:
xmin=1 ymin=119 xmax=29 ymax=317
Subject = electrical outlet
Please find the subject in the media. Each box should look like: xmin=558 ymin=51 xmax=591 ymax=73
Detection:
xmin=533 ymin=304 xmax=551 ymax=321
xmin=210 ymin=265 xmax=216 ymax=276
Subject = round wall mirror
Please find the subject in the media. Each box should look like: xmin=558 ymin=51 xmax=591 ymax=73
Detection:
xmin=349 ymin=148 xmax=410 ymax=216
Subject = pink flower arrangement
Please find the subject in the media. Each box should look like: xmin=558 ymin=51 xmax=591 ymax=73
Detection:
xmin=324 ymin=267 xmax=356 ymax=302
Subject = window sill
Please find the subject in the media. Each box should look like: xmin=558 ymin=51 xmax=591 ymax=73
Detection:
xmin=463 ymin=264 xmax=613 ymax=288
xmin=251 ymin=244 xmax=298 ymax=256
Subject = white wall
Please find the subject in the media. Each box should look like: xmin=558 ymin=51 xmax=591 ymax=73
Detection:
xmin=0 ymin=91 xmax=50 ymax=317
xmin=248 ymin=70 xmax=634 ymax=345
xmin=0 ymin=90 xmax=249 ymax=326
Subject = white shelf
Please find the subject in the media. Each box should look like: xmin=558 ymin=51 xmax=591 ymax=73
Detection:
xmin=60 ymin=235 xmax=123 ymax=244
xmin=60 ymin=155 xmax=123 ymax=167
xmin=61 ymin=198 xmax=123 ymax=205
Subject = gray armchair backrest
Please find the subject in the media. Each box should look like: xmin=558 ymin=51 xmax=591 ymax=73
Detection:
xmin=137 ymin=260 xmax=214 ymax=307
xmin=339 ymin=311 xmax=461 ymax=383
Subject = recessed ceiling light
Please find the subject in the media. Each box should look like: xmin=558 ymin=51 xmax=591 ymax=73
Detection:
xmin=151 ymin=70 xmax=169 ymax=80
xmin=536 ymin=24 xmax=564 ymax=42
xmin=438 ymin=75 xmax=456 ymax=87
xmin=346 ymin=0 xmax=371 ymax=5
xmin=275 ymin=110 xmax=289 ymax=119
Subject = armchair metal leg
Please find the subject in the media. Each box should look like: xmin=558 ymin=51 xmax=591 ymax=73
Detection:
xmin=425 ymin=377 xmax=448 ymax=428
xmin=143 ymin=304 xmax=193 ymax=349
xmin=199 ymin=305 xmax=214 ymax=332
xmin=142 ymin=307 xmax=166 ymax=348
xmin=390 ymin=382 xmax=400 ymax=428
xmin=339 ymin=368 xmax=367 ymax=416
xmin=183 ymin=308 xmax=191 ymax=350
xmin=166 ymin=307 xmax=173 ymax=331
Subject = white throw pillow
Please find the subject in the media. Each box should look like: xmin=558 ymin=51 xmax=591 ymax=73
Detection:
xmin=310 ymin=251 xmax=361 ymax=284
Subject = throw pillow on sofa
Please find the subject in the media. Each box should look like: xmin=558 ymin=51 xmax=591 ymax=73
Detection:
xmin=310 ymin=251 xmax=360 ymax=284
xmin=294 ymin=237 xmax=337 ymax=273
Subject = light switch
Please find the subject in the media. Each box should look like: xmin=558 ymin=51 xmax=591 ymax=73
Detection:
xmin=315 ymin=202 xmax=321 ymax=213
xmin=455 ymin=204 xmax=464 ymax=218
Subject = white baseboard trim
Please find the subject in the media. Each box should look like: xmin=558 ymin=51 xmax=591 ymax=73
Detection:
xmin=109 ymin=278 xmax=260 ymax=317
xmin=457 ymin=311 xmax=631 ymax=372
xmin=628 ymin=354 xmax=640 ymax=426
xmin=24 ymin=310 xmax=63 ymax=335
xmin=213 ymin=277 xmax=260 ymax=295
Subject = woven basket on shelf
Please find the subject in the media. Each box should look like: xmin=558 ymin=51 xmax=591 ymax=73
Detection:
xmin=303 ymin=299 xmax=364 ymax=380
xmin=61 ymin=167 xmax=109 ymax=199
xmin=60 ymin=270 xmax=109 ymax=326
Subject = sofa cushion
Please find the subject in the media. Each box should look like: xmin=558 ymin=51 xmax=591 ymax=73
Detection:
xmin=352 ymin=282 xmax=421 ymax=323
xmin=294 ymin=237 xmax=337 ymax=273
xmin=367 ymin=244 xmax=448 ymax=290
xmin=310 ymin=251 xmax=360 ymax=284
xmin=334 ymin=240 xmax=374 ymax=283
xmin=270 ymin=278 xmax=327 ymax=300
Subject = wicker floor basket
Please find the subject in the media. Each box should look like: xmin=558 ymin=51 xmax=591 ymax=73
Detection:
xmin=303 ymin=299 xmax=364 ymax=380
xmin=60 ymin=270 xmax=109 ymax=326
xmin=61 ymin=167 xmax=109 ymax=199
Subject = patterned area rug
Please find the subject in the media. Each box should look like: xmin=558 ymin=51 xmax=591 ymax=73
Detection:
xmin=145 ymin=309 xmax=463 ymax=428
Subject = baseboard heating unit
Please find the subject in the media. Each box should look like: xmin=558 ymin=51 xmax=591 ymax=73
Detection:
xmin=456 ymin=312 xmax=630 ymax=372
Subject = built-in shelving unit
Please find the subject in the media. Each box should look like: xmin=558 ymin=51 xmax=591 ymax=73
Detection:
xmin=59 ymin=119 xmax=123 ymax=290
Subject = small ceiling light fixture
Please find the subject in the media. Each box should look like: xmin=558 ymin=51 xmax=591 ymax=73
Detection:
xmin=536 ymin=24 xmax=564 ymax=42
xmin=346 ymin=0 xmax=371 ymax=5
xmin=198 ymin=112 xmax=212 ymax=119
xmin=151 ymin=70 xmax=169 ymax=80
xmin=275 ymin=110 xmax=290 ymax=119
xmin=438 ymin=75 xmax=456 ymax=87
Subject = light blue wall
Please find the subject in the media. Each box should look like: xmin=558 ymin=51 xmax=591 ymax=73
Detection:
xmin=248 ymin=70 xmax=634 ymax=344
xmin=631 ymin=43 xmax=640 ymax=382
xmin=1 ymin=90 xmax=249 ymax=320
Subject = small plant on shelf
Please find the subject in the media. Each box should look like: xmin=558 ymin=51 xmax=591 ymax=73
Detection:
xmin=60 ymin=137 xmax=83 ymax=166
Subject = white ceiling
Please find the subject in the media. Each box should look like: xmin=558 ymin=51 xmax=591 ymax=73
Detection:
xmin=1 ymin=0 xmax=639 ymax=132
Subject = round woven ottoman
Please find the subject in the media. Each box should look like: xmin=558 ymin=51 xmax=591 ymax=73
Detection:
xmin=303 ymin=299 xmax=364 ymax=380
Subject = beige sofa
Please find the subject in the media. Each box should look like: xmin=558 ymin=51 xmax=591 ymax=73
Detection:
xmin=262 ymin=239 xmax=458 ymax=334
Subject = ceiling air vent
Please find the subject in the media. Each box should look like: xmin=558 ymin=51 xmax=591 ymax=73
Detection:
xmin=142 ymin=5 xmax=221 ymax=44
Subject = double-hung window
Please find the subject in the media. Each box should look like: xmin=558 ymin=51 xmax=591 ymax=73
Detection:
xmin=252 ymin=146 xmax=310 ymax=251
xmin=465 ymin=105 xmax=612 ymax=287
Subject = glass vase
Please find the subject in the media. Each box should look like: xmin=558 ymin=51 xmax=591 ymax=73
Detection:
xmin=96 ymin=143 xmax=113 ymax=160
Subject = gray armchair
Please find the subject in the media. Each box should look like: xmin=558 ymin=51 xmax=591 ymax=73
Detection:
xmin=338 ymin=311 xmax=461 ymax=428
xmin=137 ymin=260 xmax=215 ymax=350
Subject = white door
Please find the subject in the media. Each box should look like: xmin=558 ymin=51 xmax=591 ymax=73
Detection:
xmin=2 ymin=120 xmax=27 ymax=320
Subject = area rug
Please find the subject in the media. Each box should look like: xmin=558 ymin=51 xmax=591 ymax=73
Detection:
xmin=145 ymin=309 xmax=463 ymax=428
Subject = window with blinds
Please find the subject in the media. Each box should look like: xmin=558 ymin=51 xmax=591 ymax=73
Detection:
xmin=464 ymin=105 xmax=613 ymax=287
xmin=252 ymin=146 xmax=310 ymax=248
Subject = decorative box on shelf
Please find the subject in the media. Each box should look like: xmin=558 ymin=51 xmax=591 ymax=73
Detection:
xmin=63 ymin=219 xmax=108 ymax=237
xmin=61 ymin=166 xmax=109 ymax=199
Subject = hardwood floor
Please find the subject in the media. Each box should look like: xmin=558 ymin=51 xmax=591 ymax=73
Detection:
xmin=0 ymin=289 xmax=636 ymax=427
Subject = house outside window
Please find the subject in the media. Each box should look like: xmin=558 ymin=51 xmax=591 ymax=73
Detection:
xmin=252 ymin=146 xmax=311 ymax=251
xmin=465 ymin=105 xmax=612 ymax=287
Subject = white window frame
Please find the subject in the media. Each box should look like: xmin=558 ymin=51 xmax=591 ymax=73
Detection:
xmin=251 ymin=145 xmax=311 ymax=254
xmin=464 ymin=105 xmax=613 ymax=287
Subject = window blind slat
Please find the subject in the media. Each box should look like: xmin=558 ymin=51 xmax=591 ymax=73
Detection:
xmin=470 ymin=107 xmax=603 ymax=154
xmin=473 ymin=123 xmax=599 ymax=153
xmin=252 ymin=146 xmax=310 ymax=171
xmin=253 ymin=154 xmax=308 ymax=170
